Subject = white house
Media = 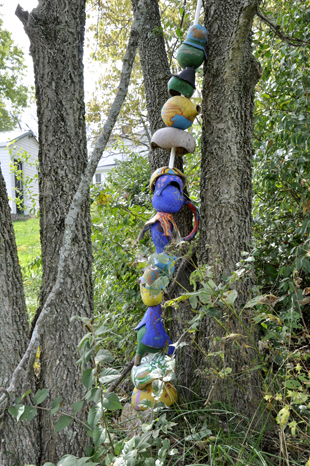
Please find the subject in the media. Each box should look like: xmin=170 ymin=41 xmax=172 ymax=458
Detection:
xmin=0 ymin=130 xmax=39 ymax=215
xmin=92 ymin=127 xmax=149 ymax=185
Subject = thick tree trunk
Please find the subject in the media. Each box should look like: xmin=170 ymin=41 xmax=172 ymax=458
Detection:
xmin=134 ymin=0 xmax=263 ymax=417
xmin=0 ymin=168 xmax=38 ymax=466
xmin=17 ymin=1 xmax=93 ymax=462
xmin=195 ymin=0 xmax=263 ymax=414
xmin=131 ymin=0 xmax=192 ymax=236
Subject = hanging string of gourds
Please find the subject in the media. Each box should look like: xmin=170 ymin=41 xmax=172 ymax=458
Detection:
xmin=131 ymin=1 xmax=207 ymax=411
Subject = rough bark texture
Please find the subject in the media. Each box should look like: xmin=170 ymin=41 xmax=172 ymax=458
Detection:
xmin=131 ymin=0 xmax=192 ymax=237
xmin=17 ymin=1 xmax=94 ymax=462
xmin=0 ymin=168 xmax=38 ymax=466
xmin=192 ymin=0 xmax=262 ymax=415
xmin=131 ymin=0 xmax=171 ymax=171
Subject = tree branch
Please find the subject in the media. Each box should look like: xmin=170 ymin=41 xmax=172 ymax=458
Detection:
xmin=15 ymin=5 xmax=29 ymax=25
xmin=1 ymin=0 xmax=148 ymax=402
xmin=257 ymin=9 xmax=310 ymax=46
xmin=106 ymin=360 xmax=134 ymax=393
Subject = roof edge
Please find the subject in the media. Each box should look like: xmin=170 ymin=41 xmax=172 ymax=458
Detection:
xmin=0 ymin=130 xmax=38 ymax=148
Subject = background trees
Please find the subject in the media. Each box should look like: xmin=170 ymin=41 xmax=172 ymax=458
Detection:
xmin=0 ymin=10 xmax=29 ymax=130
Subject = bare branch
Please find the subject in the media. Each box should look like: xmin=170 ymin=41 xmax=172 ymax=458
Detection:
xmin=15 ymin=5 xmax=29 ymax=25
xmin=257 ymin=9 xmax=310 ymax=46
xmin=106 ymin=360 xmax=134 ymax=394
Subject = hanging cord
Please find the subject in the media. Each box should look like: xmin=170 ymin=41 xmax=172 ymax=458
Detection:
xmin=194 ymin=0 xmax=202 ymax=24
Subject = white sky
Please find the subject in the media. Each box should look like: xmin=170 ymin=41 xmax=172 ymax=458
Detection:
xmin=1 ymin=0 xmax=99 ymax=135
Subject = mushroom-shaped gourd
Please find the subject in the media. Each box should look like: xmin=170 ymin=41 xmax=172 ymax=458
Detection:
xmin=151 ymin=127 xmax=196 ymax=155
xmin=161 ymin=96 xmax=201 ymax=130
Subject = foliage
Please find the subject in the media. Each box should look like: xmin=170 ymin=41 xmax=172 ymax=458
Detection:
xmin=9 ymin=146 xmax=39 ymax=216
xmin=91 ymin=152 xmax=152 ymax=359
xmin=0 ymin=8 xmax=29 ymax=130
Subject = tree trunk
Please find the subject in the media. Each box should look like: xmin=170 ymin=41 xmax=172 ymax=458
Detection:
xmin=134 ymin=0 xmax=263 ymax=417
xmin=17 ymin=1 xmax=94 ymax=462
xmin=131 ymin=0 xmax=192 ymax=236
xmin=0 ymin=168 xmax=38 ymax=466
xmin=195 ymin=0 xmax=263 ymax=414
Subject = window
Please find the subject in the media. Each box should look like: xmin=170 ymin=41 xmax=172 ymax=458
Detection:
xmin=95 ymin=173 xmax=101 ymax=184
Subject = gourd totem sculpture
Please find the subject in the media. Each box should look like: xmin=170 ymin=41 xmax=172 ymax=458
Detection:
xmin=131 ymin=11 xmax=207 ymax=411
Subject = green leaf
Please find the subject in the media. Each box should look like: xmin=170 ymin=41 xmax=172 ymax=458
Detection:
xmin=95 ymin=349 xmax=114 ymax=364
xmin=87 ymin=405 xmax=103 ymax=429
xmin=20 ymin=406 xmax=37 ymax=422
xmin=244 ymin=295 xmax=265 ymax=308
xmin=51 ymin=397 xmax=62 ymax=415
xmin=84 ymin=387 xmax=101 ymax=404
xmin=57 ymin=455 xmax=78 ymax=466
xmin=34 ymin=388 xmax=50 ymax=405
xmin=168 ymin=448 xmax=179 ymax=455
xmin=137 ymin=399 xmax=153 ymax=409
xmin=76 ymin=458 xmax=98 ymax=466
xmin=222 ymin=290 xmax=238 ymax=306
xmin=102 ymin=392 xmax=123 ymax=411
xmin=144 ymin=459 xmax=155 ymax=466
xmin=93 ymin=425 xmax=107 ymax=448
xmin=43 ymin=463 xmax=55 ymax=466
xmin=8 ymin=404 xmax=25 ymax=421
xmin=99 ymin=368 xmax=120 ymax=385
xmin=55 ymin=415 xmax=74 ymax=433
xmin=15 ymin=389 xmax=32 ymax=404
xmin=202 ymin=307 xmax=221 ymax=318
xmin=189 ymin=295 xmax=198 ymax=309
xmin=82 ymin=368 xmax=94 ymax=390
xmin=71 ymin=400 xmax=84 ymax=415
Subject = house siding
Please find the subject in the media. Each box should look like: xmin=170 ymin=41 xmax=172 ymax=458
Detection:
xmin=0 ymin=133 xmax=39 ymax=215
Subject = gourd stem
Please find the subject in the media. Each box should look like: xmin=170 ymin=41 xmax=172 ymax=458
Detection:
xmin=169 ymin=146 xmax=176 ymax=168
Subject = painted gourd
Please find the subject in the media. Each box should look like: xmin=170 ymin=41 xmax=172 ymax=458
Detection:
xmin=168 ymin=67 xmax=196 ymax=98
xmin=168 ymin=76 xmax=195 ymax=98
xmin=161 ymin=96 xmax=201 ymax=130
xmin=132 ymin=353 xmax=170 ymax=389
xmin=183 ymin=24 xmax=208 ymax=51
xmin=152 ymin=184 xmax=184 ymax=213
xmin=131 ymin=382 xmax=178 ymax=410
xmin=134 ymin=304 xmax=174 ymax=365
xmin=176 ymin=43 xmax=204 ymax=69
xmin=140 ymin=282 xmax=162 ymax=306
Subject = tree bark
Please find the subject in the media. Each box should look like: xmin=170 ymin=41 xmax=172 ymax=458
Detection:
xmin=195 ymin=0 xmax=263 ymax=414
xmin=17 ymin=1 xmax=94 ymax=462
xmin=0 ymin=168 xmax=38 ymax=466
xmin=133 ymin=0 xmax=263 ymax=417
xmin=130 ymin=0 xmax=192 ymax=237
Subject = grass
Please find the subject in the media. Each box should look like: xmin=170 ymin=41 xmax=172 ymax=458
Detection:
xmin=13 ymin=216 xmax=41 ymax=267
xmin=13 ymin=216 xmax=41 ymax=321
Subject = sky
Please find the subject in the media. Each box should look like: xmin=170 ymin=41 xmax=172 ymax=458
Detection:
xmin=1 ymin=0 xmax=99 ymax=135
